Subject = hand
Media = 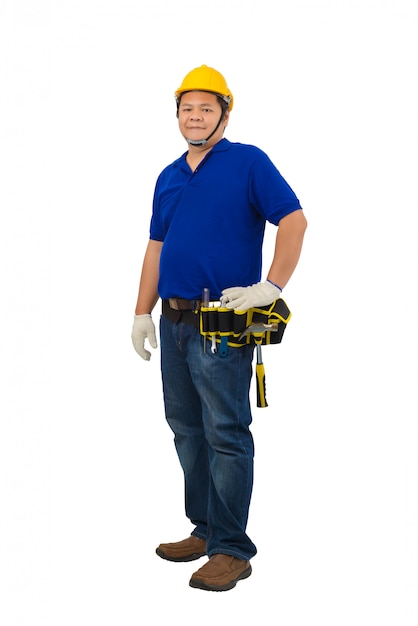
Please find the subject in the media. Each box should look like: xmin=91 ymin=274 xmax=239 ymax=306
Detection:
xmin=131 ymin=314 xmax=158 ymax=360
xmin=221 ymin=281 xmax=282 ymax=310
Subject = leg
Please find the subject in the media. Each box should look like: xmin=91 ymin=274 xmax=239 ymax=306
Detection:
xmin=160 ymin=316 xmax=209 ymax=539
xmin=187 ymin=335 xmax=257 ymax=561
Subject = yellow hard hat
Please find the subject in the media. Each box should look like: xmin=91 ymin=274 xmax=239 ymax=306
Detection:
xmin=175 ymin=65 xmax=234 ymax=111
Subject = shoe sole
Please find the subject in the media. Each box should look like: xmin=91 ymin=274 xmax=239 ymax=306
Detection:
xmin=156 ymin=548 xmax=207 ymax=562
xmin=189 ymin=564 xmax=252 ymax=591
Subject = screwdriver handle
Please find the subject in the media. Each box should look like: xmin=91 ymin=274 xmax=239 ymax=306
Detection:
xmin=202 ymin=288 xmax=210 ymax=307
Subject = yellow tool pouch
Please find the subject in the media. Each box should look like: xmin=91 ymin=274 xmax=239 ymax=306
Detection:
xmin=199 ymin=298 xmax=291 ymax=347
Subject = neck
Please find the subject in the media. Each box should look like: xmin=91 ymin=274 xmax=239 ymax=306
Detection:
xmin=186 ymin=145 xmax=213 ymax=171
xmin=188 ymin=142 xmax=213 ymax=156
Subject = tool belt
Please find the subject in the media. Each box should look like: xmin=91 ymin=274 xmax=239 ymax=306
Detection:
xmin=199 ymin=299 xmax=291 ymax=347
xmin=162 ymin=297 xmax=291 ymax=346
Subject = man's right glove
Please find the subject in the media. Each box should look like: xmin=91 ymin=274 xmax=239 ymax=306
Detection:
xmin=131 ymin=314 xmax=158 ymax=361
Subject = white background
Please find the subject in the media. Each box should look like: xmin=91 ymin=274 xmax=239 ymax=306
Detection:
xmin=1 ymin=0 xmax=417 ymax=624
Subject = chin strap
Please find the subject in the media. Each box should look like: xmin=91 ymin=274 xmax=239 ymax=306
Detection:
xmin=186 ymin=109 xmax=225 ymax=146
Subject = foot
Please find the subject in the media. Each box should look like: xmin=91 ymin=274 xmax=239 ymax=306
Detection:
xmin=189 ymin=554 xmax=252 ymax=591
xmin=156 ymin=535 xmax=206 ymax=562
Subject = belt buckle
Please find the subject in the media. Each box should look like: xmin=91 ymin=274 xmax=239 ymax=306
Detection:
xmin=168 ymin=298 xmax=179 ymax=310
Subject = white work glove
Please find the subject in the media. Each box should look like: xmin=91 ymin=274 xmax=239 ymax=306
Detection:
xmin=221 ymin=280 xmax=282 ymax=310
xmin=131 ymin=314 xmax=158 ymax=361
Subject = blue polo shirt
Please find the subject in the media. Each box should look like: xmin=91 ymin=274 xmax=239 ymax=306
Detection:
xmin=150 ymin=138 xmax=302 ymax=300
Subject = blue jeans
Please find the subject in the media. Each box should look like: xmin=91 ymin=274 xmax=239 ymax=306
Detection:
xmin=160 ymin=315 xmax=257 ymax=561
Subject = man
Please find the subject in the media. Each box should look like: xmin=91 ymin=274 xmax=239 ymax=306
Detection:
xmin=131 ymin=65 xmax=307 ymax=591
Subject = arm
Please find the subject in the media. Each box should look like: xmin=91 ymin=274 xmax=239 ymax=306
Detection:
xmin=222 ymin=209 xmax=307 ymax=309
xmin=266 ymin=209 xmax=308 ymax=290
xmin=134 ymin=239 xmax=163 ymax=315
xmin=131 ymin=239 xmax=163 ymax=360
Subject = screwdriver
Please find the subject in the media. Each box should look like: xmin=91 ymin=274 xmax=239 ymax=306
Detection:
xmin=202 ymin=288 xmax=210 ymax=353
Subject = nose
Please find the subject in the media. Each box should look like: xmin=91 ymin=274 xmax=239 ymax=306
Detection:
xmin=190 ymin=109 xmax=203 ymax=120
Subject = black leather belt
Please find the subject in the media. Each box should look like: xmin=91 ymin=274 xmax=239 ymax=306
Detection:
xmin=162 ymin=299 xmax=200 ymax=328
xmin=167 ymin=298 xmax=201 ymax=311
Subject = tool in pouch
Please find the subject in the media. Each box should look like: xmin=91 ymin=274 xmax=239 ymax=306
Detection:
xmin=201 ymin=288 xmax=229 ymax=356
xmin=199 ymin=295 xmax=292 ymax=408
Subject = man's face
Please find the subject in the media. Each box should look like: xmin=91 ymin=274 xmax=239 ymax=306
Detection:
xmin=178 ymin=91 xmax=229 ymax=146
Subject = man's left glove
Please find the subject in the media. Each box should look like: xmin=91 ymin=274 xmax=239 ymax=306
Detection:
xmin=221 ymin=280 xmax=282 ymax=310
xmin=131 ymin=314 xmax=158 ymax=360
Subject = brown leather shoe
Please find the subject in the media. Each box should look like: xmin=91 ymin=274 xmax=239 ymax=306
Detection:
xmin=189 ymin=554 xmax=252 ymax=591
xmin=156 ymin=535 xmax=206 ymax=562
